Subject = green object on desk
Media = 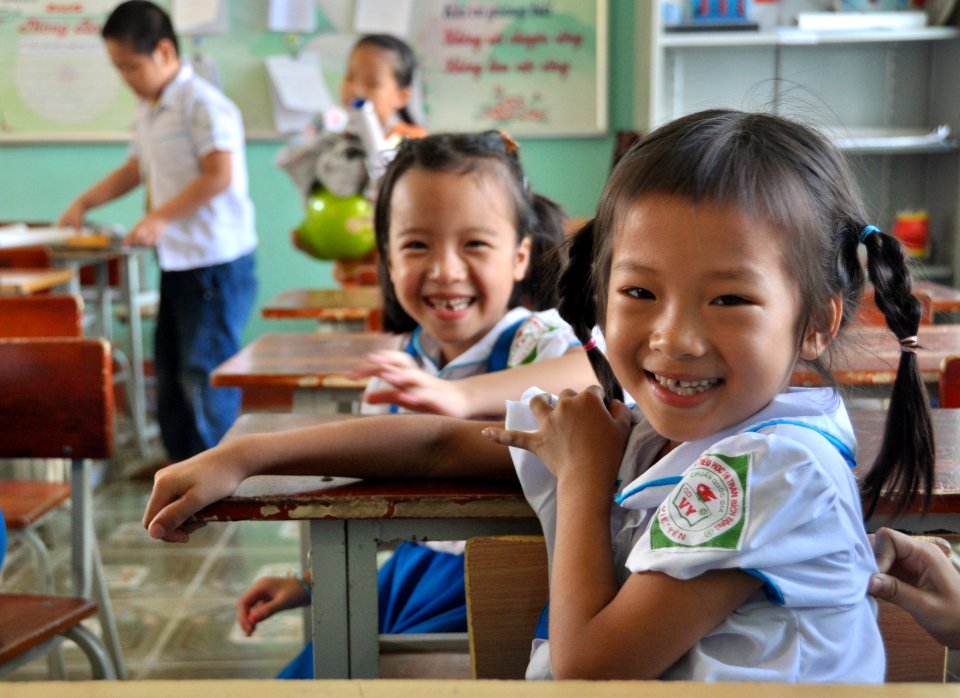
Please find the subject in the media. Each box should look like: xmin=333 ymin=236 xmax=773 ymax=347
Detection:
xmin=296 ymin=189 xmax=375 ymax=261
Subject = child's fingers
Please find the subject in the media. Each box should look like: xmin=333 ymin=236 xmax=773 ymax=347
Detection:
xmin=481 ymin=425 xmax=535 ymax=450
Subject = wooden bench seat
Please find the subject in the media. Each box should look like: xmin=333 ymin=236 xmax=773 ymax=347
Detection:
xmin=0 ymin=594 xmax=115 ymax=678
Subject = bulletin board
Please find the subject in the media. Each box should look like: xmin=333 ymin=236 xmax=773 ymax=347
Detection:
xmin=0 ymin=0 xmax=607 ymax=141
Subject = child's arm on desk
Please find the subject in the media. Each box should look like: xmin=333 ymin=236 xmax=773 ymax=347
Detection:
xmin=142 ymin=414 xmax=514 ymax=543
xmin=126 ymin=150 xmax=232 ymax=246
xmin=59 ymin=157 xmax=142 ymax=228
xmin=359 ymin=348 xmax=595 ymax=418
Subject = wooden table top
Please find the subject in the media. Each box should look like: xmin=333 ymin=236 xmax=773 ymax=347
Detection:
xmin=915 ymin=279 xmax=960 ymax=314
xmin=198 ymin=407 xmax=960 ymax=523
xmin=6 ymin=679 xmax=953 ymax=698
xmin=792 ymin=324 xmax=960 ymax=386
xmin=0 ymin=267 xmax=75 ymax=294
xmin=211 ymin=331 xmax=400 ymax=390
xmin=261 ymin=286 xmax=382 ymax=320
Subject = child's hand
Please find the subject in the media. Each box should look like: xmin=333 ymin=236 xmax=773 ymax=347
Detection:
xmin=482 ymin=386 xmax=632 ymax=488
xmin=237 ymin=575 xmax=310 ymax=636
xmin=125 ymin=211 xmax=168 ymax=247
xmin=142 ymin=448 xmax=246 ymax=543
xmin=58 ymin=200 xmax=87 ymax=230
xmin=354 ymin=350 xmax=471 ymax=417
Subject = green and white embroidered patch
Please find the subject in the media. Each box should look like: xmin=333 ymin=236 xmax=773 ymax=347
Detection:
xmin=509 ymin=316 xmax=556 ymax=366
xmin=651 ymin=452 xmax=749 ymax=550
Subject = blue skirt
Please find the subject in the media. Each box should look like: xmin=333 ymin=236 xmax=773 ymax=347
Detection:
xmin=277 ymin=541 xmax=465 ymax=679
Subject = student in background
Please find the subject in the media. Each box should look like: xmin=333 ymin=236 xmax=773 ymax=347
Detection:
xmin=294 ymin=33 xmax=427 ymax=285
xmin=58 ymin=0 xmax=257 ymax=462
xmin=341 ymin=33 xmax=426 ymax=144
xmin=237 ymin=130 xmax=596 ymax=678
xmin=144 ymin=109 xmax=934 ymax=682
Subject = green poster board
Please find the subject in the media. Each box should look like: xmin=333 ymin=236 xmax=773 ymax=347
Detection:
xmin=0 ymin=0 xmax=606 ymax=141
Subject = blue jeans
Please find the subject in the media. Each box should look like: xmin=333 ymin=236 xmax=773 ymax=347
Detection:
xmin=155 ymin=253 xmax=256 ymax=461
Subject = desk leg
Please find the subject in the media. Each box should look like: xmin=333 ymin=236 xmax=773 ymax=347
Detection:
xmin=346 ymin=520 xmax=380 ymax=678
xmin=293 ymin=388 xmax=362 ymax=415
xmin=70 ymin=458 xmax=126 ymax=678
xmin=309 ymin=519 xmax=350 ymax=678
xmin=120 ymin=254 xmax=152 ymax=457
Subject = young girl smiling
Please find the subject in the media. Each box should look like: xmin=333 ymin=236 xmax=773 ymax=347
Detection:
xmin=145 ymin=110 xmax=933 ymax=682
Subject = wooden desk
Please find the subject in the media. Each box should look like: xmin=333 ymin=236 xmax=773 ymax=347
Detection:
xmin=0 ymin=224 xmax=155 ymax=457
xmin=5 ymin=680 xmax=955 ymax=698
xmin=792 ymin=324 xmax=960 ymax=388
xmin=0 ymin=267 xmax=74 ymax=295
xmin=915 ymin=279 xmax=960 ymax=315
xmin=192 ymin=407 xmax=960 ymax=679
xmin=852 ymin=407 xmax=960 ymax=532
xmin=262 ymin=286 xmax=382 ymax=331
xmin=197 ymin=413 xmax=538 ymax=679
xmin=48 ymin=242 xmax=156 ymax=456
xmin=211 ymin=331 xmax=400 ymax=413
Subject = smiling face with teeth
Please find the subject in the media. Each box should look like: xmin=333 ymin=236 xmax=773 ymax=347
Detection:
xmin=604 ymin=193 xmax=833 ymax=447
xmin=386 ymin=166 xmax=532 ymax=365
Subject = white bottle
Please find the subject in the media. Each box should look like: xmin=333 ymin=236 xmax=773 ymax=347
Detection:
xmin=349 ymin=98 xmax=387 ymax=184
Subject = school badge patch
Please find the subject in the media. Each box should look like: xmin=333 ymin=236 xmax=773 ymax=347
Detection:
xmin=651 ymin=452 xmax=749 ymax=550
xmin=508 ymin=316 xmax=555 ymax=366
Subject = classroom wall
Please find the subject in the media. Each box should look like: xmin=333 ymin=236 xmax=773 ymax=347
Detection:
xmin=0 ymin=0 xmax=635 ymax=349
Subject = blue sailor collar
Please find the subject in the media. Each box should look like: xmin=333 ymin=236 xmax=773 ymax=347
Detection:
xmin=614 ymin=388 xmax=854 ymax=510
xmin=405 ymin=306 xmax=531 ymax=376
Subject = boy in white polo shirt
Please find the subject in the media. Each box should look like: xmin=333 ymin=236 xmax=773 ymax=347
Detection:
xmin=59 ymin=0 xmax=257 ymax=461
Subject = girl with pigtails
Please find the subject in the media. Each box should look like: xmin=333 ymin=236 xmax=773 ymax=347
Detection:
xmin=144 ymin=109 xmax=933 ymax=682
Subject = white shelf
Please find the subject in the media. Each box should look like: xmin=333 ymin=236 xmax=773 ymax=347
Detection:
xmin=660 ymin=25 xmax=959 ymax=48
xmin=827 ymin=127 xmax=958 ymax=155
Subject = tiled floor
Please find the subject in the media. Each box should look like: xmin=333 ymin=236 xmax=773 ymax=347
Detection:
xmin=0 ymin=445 xmax=470 ymax=681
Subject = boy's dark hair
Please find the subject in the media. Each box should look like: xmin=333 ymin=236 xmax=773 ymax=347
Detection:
xmin=355 ymin=34 xmax=418 ymax=125
xmin=560 ymin=108 xmax=933 ymax=519
xmin=374 ymin=131 xmax=567 ymax=333
xmin=102 ymin=0 xmax=179 ymax=57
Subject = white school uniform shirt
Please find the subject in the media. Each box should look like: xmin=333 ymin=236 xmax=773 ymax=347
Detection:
xmin=360 ymin=307 xmax=581 ymax=415
xmin=507 ymin=387 xmax=883 ymax=683
xmin=130 ymin=63 xmax=257 ymax=271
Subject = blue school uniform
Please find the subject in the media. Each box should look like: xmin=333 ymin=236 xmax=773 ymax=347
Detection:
xmin=509 ymin=387 xmax=883 ymax=682
xmin=278 ymin=306 xmax=580 ymax=679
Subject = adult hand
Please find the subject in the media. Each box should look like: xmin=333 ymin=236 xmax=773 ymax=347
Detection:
xmin=869 ymin=526 xmax=960 ymax=649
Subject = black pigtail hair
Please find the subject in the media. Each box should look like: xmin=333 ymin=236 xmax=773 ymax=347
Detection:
xmin=558 ymin=220 xmax=623 ymax=404
xmin=859 ymin=230 xmax=934 ymax=518
xmin=515 ymin=193 xmax=568 ymax=310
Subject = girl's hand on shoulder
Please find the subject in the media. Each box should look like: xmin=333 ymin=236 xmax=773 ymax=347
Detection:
xmin=482 ymin=386 xmax=632 ymax=485
xmin=355 ymin=350 xmax=471 ymax=417
xmin=141 ymin=447 xmax=246 ymax=543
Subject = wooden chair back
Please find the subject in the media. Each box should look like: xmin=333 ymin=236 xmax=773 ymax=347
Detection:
xmin=939 ymin=354 xmax=960 ymax=408
xmin=0 ymin=337 xmax=113 ymax=459
xmin=464 ymin=535 xmax=548 ymax=679
xmin=0 ymin=294 xmax=83 ymax=338
xmin=465 ymin=535 xmax=947 ymax=682
xmin=877 ymin=597 xmax=947 ymax=682
xmin=0 ymin=245 xmax=52 ymax=270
